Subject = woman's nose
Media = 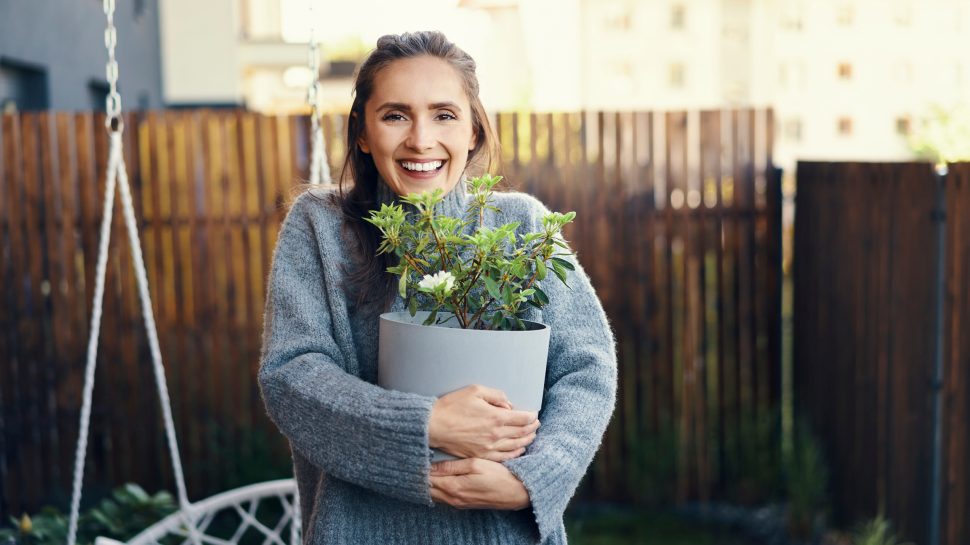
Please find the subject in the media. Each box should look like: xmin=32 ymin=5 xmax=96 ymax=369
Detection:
xmin=405 ymin=120 xmax=435 ymax=151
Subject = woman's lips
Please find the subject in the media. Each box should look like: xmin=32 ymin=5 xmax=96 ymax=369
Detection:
xmin=397 ymin=159 xmax=446 ymax=180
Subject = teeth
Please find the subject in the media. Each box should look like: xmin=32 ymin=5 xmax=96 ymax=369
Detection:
xmin=401 ymin=160 xmax=443 ymax=172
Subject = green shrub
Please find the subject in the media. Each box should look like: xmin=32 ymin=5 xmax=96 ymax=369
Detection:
xmin=785 ymin=417 xmax=829 ymax=539
xmin=853 ymin=516 xmax=912 ymax=545
xmin=0 ymin=484 xmax=175 ymax=545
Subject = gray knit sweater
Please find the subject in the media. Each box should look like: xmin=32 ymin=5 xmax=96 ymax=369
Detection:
xmin=258 ymin=181 xmax=617 ymax=545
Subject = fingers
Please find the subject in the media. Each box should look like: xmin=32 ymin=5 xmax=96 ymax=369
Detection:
xmin=473 ymin=385 xmax=513 ymax=409
xmin=481 ymin=447 xmax=527 ymax=462
xmin=430 ymin=459 xmax=531 ymax=510
xmin=430 ymin=458 xmax=475 ymax=476
xmin=499 ymin=409 xmax=539 ymax=427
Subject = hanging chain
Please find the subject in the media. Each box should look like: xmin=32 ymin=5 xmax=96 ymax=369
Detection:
xmin=103 ymin=0 xmax=123 ymax=132
xmin=306 ymin=1 xmax=333 ymax=184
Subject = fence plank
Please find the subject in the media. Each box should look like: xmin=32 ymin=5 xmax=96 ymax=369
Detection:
xmin=2 ymin=113 xmax=31 ymax=513
xmin=943 ymin=163 xmax=970 ymax=545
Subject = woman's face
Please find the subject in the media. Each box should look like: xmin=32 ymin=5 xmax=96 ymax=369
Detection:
xmin=358 ymin=55 xmax=478 ymax=196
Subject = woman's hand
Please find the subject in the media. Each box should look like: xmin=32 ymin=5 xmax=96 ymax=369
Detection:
xmin=428 ymin=385 xmax=540 ymax=461
xmin=430 ymin=458 xmax=531 ymax=510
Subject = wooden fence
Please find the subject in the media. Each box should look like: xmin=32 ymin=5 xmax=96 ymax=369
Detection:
xmin=793 ymin=162 xmax=970 ymax=545
xmin=0 ymin=109 xmax=781 ymax=518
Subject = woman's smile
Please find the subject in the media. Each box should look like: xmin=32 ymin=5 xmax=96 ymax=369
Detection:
xmin=397 ymin=159 xmax=447 ymax=179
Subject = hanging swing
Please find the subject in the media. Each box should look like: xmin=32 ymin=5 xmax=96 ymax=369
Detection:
xmin=68 ymin=1 xmax=333 ymax=543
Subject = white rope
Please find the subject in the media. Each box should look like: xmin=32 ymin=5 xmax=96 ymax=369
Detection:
xmin=67 ymin=126 xmax=121 ymax=545
xmin=68 ymin=1 xmax=201 ymax=543
xmin=307 ymin=0 xmax=332 ymax=185
xmin=67 ymin=133 xmax=201 ymax=545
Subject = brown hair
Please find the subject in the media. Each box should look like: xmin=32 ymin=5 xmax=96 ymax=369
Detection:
xmin=336 ymin=31 xmax=499 ymax=307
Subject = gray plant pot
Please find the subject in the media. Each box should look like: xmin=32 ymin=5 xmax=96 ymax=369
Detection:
xmin=378 ymin=311 xmax=550 ymax=462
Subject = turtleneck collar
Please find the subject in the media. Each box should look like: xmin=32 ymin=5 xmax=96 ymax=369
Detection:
xmin=375 ymin=176 xmax=470 ymax=219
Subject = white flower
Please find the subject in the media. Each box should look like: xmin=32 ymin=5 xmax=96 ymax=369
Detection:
xmin=418 ymin=270 xmax=456 ymax=295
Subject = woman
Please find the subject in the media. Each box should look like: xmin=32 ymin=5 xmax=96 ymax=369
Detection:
xmin=258 ymin=31 xmax=616 ymax=544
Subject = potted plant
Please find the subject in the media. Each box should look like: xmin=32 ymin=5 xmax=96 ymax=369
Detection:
xmin=365 ymin=174 xmax=576 ymax=460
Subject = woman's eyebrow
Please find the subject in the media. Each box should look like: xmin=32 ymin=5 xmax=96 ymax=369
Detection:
xmin=429 ymin=101 xmax=463 ymax=112
xmin=375 ymin=101 xmax=464 ymax=113
xmin=376 ymin=102 xmax=411 ymax=112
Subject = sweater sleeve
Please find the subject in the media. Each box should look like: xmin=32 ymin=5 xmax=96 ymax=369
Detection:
xmin=257 ymin=197 xmax=435 ymax=506
xmin=502 ymin=198 xmax=618 ymax=543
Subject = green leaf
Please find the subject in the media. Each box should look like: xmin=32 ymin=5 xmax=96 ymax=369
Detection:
xmin=552 ymin=262 xmax=569 ymax=285
xmin=423 ymin=309 xmax=438 ymax=326
xmin=408 ymin=297 xmax=417 ymax=317
xmin=502 ymin=285 xmax=514 ymax=305
xmin=551 ymin=257 xmax=575 ymax=271
xmin=399 ymin=267 xmax=408 ymax=298
xmin=534 ymin=286 xmax=550 ymax=305
xmin=535 ymin=259 xmax=547 ymax=280
xmin=483 ymin=275 xmax=502 ymax=300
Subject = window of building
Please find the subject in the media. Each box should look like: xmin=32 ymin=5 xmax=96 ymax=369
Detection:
xmin=604 ymin=4 xmax=633 ymax=31
xmin=88 ymin=80 xmax=110 ymax=112
xmin=838 ymin=62 xmax=853 ymax=80
xmin=671 ymin=4 xmax=686 ymax=30
xmin=134 ymin=0 xmax=146 ymax=21
xmin=837 ymin=4 xmax=854 ymax=26
xmin=893 ymin=1 xmax=913 ymax=26
xmin=837 ymin=117 xmax=853 ymax=136
xmin=669 ymin=63 xmax=685 ymax=88
xmin=0 ymin=59 xmax=50 ymax=111
xmin=781 ymin=3 xmax=805 ymax=30
xmin=895 ymin=116 xmax=911 ymax=135
xmin=785 ymin=118 xmax=803 ymax=141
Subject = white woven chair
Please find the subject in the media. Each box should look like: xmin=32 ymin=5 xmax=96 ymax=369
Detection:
xmin=94 ymin=480 xmax=301 ymax=545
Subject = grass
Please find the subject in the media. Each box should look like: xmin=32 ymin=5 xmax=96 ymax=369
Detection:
xmin=565 ymin=508 xmax=756 ymax=545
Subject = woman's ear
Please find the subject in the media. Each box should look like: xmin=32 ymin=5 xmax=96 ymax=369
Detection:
xmin=468 ymin=127 xmax=478 ymax=152
xmin=352 ymin=111 xmax=370 ymax=153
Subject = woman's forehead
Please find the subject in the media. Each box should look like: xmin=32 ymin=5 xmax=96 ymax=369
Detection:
xmin=368 ymin=56 xmax=470 ymax=108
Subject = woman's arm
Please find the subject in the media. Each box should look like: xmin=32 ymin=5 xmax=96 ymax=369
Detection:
xmin=258 ymin=198 xmax=436 ymax=505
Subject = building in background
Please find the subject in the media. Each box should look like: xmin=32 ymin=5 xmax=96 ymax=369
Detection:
xmin=3 ymin=0 xmax=967 ymax=170
xmin=464 ymin=0 xmax=970 ymax=170
xmin=768 ymin=0 xmax=970 ymax=167
xmin=160 ymin=0 xmax=329 ymax=111
xmin=0 ymin=0 xmax=164 ymax=112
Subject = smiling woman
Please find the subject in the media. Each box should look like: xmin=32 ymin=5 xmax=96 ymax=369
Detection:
xmin=257 ymin=30 xmax=617 ymax=545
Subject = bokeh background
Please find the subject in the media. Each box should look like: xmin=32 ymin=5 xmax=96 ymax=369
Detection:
xmin=2 ymin=1 xmax=969 ymax=544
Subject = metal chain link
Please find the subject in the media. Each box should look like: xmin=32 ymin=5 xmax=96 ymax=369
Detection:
xmin=307 ymin=1 xmax=333 ymax=184
xmin=103 ymin=0 xmax=123 ymax=132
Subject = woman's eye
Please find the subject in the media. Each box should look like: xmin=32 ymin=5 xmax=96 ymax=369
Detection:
xmin=436 ymin=112 xmax=458 ymax=121
xmin=382 ymin=113 xmax=407 ymax=122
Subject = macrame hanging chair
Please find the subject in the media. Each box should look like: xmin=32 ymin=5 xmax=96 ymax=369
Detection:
xmin=68 ymin=2 xmax=332 ymax=543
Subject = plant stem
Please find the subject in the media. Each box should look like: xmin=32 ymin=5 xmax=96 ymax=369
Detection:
xmin=402 ymin=254 xmax=429 ymax=276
